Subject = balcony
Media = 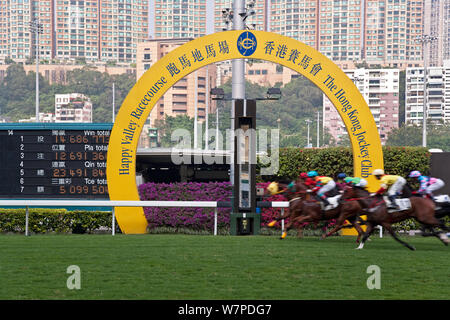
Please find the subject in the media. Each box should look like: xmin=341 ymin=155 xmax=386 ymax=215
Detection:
xmin=428 ymin=90 xmax=443 ymax=97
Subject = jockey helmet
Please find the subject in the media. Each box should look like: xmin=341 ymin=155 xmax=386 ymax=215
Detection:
xmin=267 ymin=182 xmax=279 ymax=195
xmin=307 ymin=171 xmax=318 ymax=177
xmin=337 ymin=173 xmax=347 ymax=179
xmin=408 ymin=170 xmax=421 ymax=178
xmin=344 ymin=177 xmax=353 ymax=183
xmin=372 ymin=169 xmax=385 ymax=176
xmin=299 ymin=172 xmax=308 ymax=178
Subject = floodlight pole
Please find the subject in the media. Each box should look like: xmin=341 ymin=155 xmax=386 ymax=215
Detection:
xmin=417 ymin=35 xmax=437 ymax=148
xmin=317 ymin=111 xmax=320 ymax=147
xmin=306 ymin=119 xmax=312 ymax=148
xmin=30 ymin=19 xmax=43 ymax=123
xmin=205 ymin=68 xmax=209 ymax=150
xmin=231 ymin=0 xmax=246 ymax=184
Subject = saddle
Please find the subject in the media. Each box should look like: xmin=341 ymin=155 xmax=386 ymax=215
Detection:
xmin=320 ymin=194 xmax=342 ymax=211
xmin=384 ymin=196 xmax=411 ymax=212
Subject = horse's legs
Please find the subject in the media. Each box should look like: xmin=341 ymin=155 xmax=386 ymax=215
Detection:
xmin=415 ymin=212 xmax=450 ymax=245
xmin=295 ymin=223 xmax=305 ymax=238
xmin=421 ymin=222 xmax=449 ymax=246
xmin=322 ymin=215 xmax=349 ymax=240
xmin=356 ymin=222 xmax=375 ymax=249
xmin=280 ymin=216 xmax=310 ymax=240
xmin=268 ymin=210 xmax=292 ymax=227
xmin=348 ymin=216 xmax=365 ymax=243
xmin=381 ymin=222 xmax=416 ymax=251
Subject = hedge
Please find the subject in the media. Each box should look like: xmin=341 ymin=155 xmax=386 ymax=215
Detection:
xmin=0 ymin=209 xmax=113 ymax=234
xmin=271 ymin=146 xmax=430 ymax=180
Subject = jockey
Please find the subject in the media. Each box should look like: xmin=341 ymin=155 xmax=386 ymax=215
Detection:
xmin=351 ymin=177 xmax=368 ymax=189
xmin=372 ymin=169 xmax=406 ymax=210
xmin=408 ymin=170 xmax=445 ymax=198
xmin=336 ymin=173 xmax=348 ymax=191
xmin=299 ymin=172 xmax=316 ymax=188
xmin=307 ymin=171 xmax=336 ymax=208
xmin=343 ymin=176 xmax=368 ymax=189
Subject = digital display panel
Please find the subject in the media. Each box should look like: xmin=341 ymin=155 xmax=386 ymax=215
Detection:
xmin=0 ymin=124 xmax=112 ymax=199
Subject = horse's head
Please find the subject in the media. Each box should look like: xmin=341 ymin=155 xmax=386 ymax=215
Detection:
xmin=341 ymin=184 xmax=357 ymax=200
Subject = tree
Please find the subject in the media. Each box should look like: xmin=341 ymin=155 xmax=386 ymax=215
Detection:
xmin=154 ymin=114 xmax=195 ymax=147
xmin=0 ymin=64 xmax=136 ymax=122
xmin=386 ymin=122 xmax=450 ymax=151
xmin=386 ymin=124 xmax=422 ymax=147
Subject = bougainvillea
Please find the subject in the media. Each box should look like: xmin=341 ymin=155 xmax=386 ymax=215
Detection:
xmin=139 ymin=182 xmax=233 ymax=231
xmin=138 ymin=181 xmax=336 ymax=232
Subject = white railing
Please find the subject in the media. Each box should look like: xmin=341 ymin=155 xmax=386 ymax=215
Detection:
xmin=0 ymin=200 xmax=289 ymax=237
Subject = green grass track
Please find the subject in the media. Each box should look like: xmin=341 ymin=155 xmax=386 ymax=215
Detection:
xmin=0 ymin=234 xmax=448 ymax=300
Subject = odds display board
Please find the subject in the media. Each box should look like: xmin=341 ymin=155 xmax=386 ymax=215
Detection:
xmin=107 ymin=30 xmax=384 ymax=234
xmin=0 ymin=123 xmax=112 ymax=199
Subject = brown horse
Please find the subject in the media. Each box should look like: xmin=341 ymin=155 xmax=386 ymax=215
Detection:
xmin=321 ymin=185 xmax=371 ymax=240
xmin=265 ymin=180 xmax=310 ymax=237
xmin=343 ymin=186 xmax=450 ymax=250
xmin=266 ymin=180 xmax=366 ymax=242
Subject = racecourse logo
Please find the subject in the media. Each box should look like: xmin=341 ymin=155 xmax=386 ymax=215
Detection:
xmin=237 ymin=31 xmax=257 ymax=56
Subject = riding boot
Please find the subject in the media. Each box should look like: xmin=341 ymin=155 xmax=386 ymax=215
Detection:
xmin=320 ymin=195 xmax=330 ymax=209
xmin=388 ymin=195 xmax=399 ymax=210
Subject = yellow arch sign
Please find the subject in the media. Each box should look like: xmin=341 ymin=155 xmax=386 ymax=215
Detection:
xmin=106 ymin=31 xmax=383 ymax=234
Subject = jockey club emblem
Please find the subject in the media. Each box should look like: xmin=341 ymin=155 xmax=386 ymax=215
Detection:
xmin=237 ymin=31 xmax=257 ymax=56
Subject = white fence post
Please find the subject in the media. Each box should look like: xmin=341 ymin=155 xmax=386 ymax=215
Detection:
xmin=281 ymin=208 xmax=285 ymax=238
xmin=112 ymin=207 xmax=115 ymax=236
xmin=214 ymin=208 xmax=218 ymax=236
xmin=25 ymin=206 xmax=29 ymax=237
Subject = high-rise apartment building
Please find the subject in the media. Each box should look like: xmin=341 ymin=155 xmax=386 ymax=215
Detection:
xmin=1 ymin=0 xmax=34 ymax=63
xmin=270 ymin=0 xmax=319 ymax=49
xmin=0 ymin=0 xmax=149 ymax=64
xmin=213 ymin=0 xmax=268 ymax=32
xmin=54 ymin=0 xmax=100 ymax=62
xmin=445 ymin=0 xmax=450 ymax=61
xmin=153 ymin=0 xmax=207 ymax=39
xmin=319 ymin=0 xmax=364 ymax=62
xmin=364 ymin=0 xmax=424 ymax=68
xmin=99 ymin=0 xmax=149 ymax=62
xmin=424 ymin=0 xmax=444 ymax=67
xmin=323 ymin=68 xmax=400 ymax=144
xmin=268 ymin=0 xmax=427 ymax=69
xmin=405 ymin=61 xmax=450 ymax=125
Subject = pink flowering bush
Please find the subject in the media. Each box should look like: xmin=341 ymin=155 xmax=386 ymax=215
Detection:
xmin=139 ymin=182 xmax=232 ymax=232
xmin=138 ymin=181 xmax=336 ymax=233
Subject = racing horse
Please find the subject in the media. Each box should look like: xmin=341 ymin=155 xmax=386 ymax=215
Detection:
xmin=266 ymin=180 xmax=366 ymax=242
xmin=342 ymin=185 xmax=449 ymax=250
xmin=265 ymin=180 xmax=311 ymax=237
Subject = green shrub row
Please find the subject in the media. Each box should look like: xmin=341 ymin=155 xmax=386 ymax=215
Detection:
xmin=1 ymin=207 xmax=446 ymax=235
xmin=392 ymin=216 xmax=450 ymax=232
xmin=270 ymin=146 xmax=430 ymax=180
xmin=0 ymin=209 xmax=114 ymax=234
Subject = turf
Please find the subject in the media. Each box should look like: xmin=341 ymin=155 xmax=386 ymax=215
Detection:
xmin=0 ymin=234 xmax=448 ymax=300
